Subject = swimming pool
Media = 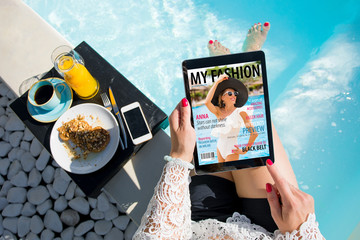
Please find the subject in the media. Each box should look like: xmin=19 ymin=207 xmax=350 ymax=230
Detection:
xmin=24 ymin=0 xmax=360 ymax=239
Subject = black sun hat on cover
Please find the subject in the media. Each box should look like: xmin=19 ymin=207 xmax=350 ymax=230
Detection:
xmin=211 ymin=77 xmax=248 ymax=108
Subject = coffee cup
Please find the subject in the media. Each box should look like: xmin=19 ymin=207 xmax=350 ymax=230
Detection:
xmin=28 ymin=79 xmax=66 ymax=111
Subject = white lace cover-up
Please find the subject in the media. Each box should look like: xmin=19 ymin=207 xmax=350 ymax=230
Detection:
xmin=133 ymin=158 xmax=324 ymax=240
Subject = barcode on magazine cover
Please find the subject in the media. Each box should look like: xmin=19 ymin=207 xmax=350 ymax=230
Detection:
xmin=201 ymin=152 xmax=215 ymax=160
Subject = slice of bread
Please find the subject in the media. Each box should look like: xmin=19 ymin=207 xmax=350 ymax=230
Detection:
xmin=57 ymin=116 xmax=110 ymax=158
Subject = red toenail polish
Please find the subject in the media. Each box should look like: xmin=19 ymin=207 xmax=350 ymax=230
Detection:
xmin=264 ymin=22 xmax=269 ymax=27
xmin=266 ymin=159 xmax=273 ymax=165
xmin=258 ymin=22 xmax=260 ymax=24
xmin=209 ymin=40 xmax=213 ymax=44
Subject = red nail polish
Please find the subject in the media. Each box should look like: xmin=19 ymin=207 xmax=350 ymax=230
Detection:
xmin=266 ymin=159 xmax=273 ymax=165
xmin=215 ymin=40 xmax=217 ymax=42
xmin=266 ymin=183 xmax=272 ymax=193
xmin=264 ymin=22 xmax=269 ymax=27
xmin=209 ymin=40 xmax=213 ymax=44
xmin=182 ymin=98 xmax=188 ymax=107
xmin=258 ymin=22 xmax=260 ymax=24
xmin=231 ymin=150 xmax=234 ymax=153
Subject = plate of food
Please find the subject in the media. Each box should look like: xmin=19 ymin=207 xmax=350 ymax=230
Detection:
xmin=50 ymin=103 xmax=120 ymax=174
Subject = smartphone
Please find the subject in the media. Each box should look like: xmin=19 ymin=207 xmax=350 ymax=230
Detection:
xmin=121 ymin=102 xmax=153 ymax=145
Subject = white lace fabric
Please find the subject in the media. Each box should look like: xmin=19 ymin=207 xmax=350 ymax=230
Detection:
xmin=133 ymin=159 xmax=193 ymax=239
xmin=273 ymin=214 xmax=324 ymax=240
xmin=133 ymin=159 xmax=325 ymax=240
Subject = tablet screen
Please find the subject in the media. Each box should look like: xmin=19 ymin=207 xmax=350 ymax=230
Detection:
xmin=183 ymin=51 xmax=274 ymax=173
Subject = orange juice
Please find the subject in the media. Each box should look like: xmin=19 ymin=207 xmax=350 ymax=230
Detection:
xmin=57 ymin=55 xmax=99 ymax=99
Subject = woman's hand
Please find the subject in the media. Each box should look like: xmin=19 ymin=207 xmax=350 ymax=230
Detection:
xmin=232 ymin=145 xmax=246 ymax=155
xmin=217 ymin=74 xmax=228 ymax=83
xmin=265 ymin=159 xmax=315 ymax=234
xmin=169 ymin=98 xmax=196 ymax=163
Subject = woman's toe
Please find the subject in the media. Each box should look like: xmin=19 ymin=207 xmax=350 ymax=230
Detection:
xmin=208 ymin=40 xmax=215 ymax=50
xmin=256 ymin=23 xmax=262 ymax=31
xmin=263 ymin=22 xmax=270 ymax=32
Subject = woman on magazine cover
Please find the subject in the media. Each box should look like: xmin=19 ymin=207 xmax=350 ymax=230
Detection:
xmin=205 ymin=75 xmax=258 ymax=163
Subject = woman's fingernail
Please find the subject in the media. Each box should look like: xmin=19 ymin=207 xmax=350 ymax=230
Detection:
xmin=266 ymin=159 xmax=273 ymax=165
xmin=266 ymin=183 xmax=272 ymax=193
xmin=215 ymin=40 xmax=217 ymax=42
xmin=264 ymin=22 xmax=269 ymax=27
xmin=182 ymin=98 xmax=188 ymax=107
xmin=209 ymin=40 xmax=213 ymax=44
xmin=231 ymin=150 xmax=234 ymax=153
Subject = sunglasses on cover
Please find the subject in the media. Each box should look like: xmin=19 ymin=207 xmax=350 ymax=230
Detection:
xmin=222 ymin=91 xmax=239 ymax=97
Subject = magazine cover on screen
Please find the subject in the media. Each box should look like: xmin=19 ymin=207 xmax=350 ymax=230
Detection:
xmin=186 ymin=60 xmax=270 ymax=166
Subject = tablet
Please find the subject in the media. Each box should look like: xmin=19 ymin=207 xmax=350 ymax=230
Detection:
xmin=182 ymin=51 xmax=274 ymax=174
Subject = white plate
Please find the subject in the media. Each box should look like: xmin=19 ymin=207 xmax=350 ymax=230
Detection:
xmin=50 ymin=103 xmax=120 ymax=174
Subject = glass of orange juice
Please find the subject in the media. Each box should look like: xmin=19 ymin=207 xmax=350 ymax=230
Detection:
xmin=51 ymin=46 xmax=99 ymax=99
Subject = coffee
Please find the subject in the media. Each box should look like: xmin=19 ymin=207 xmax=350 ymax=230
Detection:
xmin=34 ymin=85 xmax=53 ymax=105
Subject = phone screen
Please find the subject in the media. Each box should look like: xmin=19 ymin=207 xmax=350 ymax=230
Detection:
xmin=123 ymin=107 xmax=150 ymax=139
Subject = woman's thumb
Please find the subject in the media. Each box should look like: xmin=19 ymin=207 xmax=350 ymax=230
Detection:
xmin=266 ymin=183 xmax=281 ymax=221
xmin=180 ymin=98 xmax=191 ymax=127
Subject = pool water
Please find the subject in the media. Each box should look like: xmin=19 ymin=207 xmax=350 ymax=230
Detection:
xmin=24 ymin=0 xmax=360 ymax=239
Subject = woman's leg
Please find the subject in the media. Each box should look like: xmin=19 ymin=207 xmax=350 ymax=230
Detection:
xmin=220 ymin=22 xmax=292 ymax=194
xmin=207 ymin=22 xmax=297 ymax=198
xmin=231 ymin=123 xmax=298 ymax=198
xmin=211 ymin=148 xmax=234 ymax=182
xmin=217 ymin=148 xmax=225 ymax=163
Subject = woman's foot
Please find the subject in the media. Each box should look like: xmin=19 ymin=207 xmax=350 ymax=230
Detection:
xmin=242 ymin=22 xmax=270 ymax=52
xmin=208 ymin=40 xmax=231 ymax=56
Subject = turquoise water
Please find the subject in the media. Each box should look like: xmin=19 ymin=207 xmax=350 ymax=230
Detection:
xmin=24 ymin=0 xmax=360 ymax=239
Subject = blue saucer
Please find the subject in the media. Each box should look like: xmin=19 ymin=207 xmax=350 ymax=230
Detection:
xmin=27 ymin=78 xmax=73 ymax=123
